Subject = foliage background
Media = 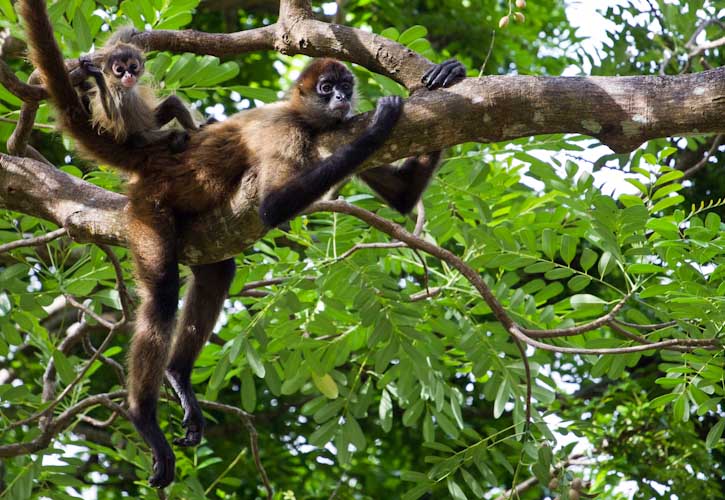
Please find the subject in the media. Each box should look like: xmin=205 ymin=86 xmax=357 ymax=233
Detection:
xmin=0 ymin=0 xmax=724 ymax=499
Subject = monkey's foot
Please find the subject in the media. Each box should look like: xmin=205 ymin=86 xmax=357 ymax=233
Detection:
xmin=148 ymin=443 xmax=176 ymax=488
xmin=173 ymin=413 xmax=204 ymax=447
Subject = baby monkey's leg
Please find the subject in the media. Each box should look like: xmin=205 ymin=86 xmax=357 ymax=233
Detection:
xmin=155 ymin=95 xmax=198 ymax=131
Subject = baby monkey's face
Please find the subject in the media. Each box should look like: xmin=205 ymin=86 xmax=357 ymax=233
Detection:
xmin=105 ymin=46 xmax=145 ymax=89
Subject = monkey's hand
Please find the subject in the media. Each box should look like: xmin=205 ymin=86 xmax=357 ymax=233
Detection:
xmin=368 ymin=95 xmax=403 ymax=135
xmin=79 ymin=55 xmax=102 ymax=77
xmin=422 ymin=59 xmax=466 ymax=90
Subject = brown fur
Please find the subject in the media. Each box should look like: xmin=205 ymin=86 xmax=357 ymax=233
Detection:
xmin=20 ymin=0 xmax=443 ymax=487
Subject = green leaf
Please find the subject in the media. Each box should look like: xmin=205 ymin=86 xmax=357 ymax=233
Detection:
xmin=447 ymin=478 xmax=468 ymax=500
xmin=493 ymin=379 xmax=509 ymax=418
xmin=379 ymin=27 xmax=400 ymax=40
xmin=72 ymin=11 xmax=92 ymax=51
xmin=654 ymin=169 xmax=684 ymax=186
xmin=208 ymin=352 xmax=230 ymax=391
xmin=570 ymin=294 xmax=606 ymax=309
xmin=651 ymin=183 xmax=682 ymax=200
xmin=312 ymin=373 xmax=339 ymax=399
xmin=651 ymin=195 xmax=684 ymax=212
xmin=245 ymin=340 xmax=266 ymax=378
xmin=541 ymin=228 xmax=555 ymax=259
xmin=241 ymin=369 xmax=256 ymax=412
xmin=579 ymin=248 xmax=597 ymax=271
xmin=650 ymin=393 xmax=677 ymax=409
xmin=52 ymin=351 xmax=76 ymax=385
xmin=344 ymin=416 xmax=367 ymax=451
xmin=379 ymin=389 xmax=393 ymax=432
xmin=461 ymin=468 xmax=485 ymax=498
xmin=567 ymin=275 xmax=591 ymax=291
xmin=560 ymin=235 xmax=576 ymax=265
xmin=0 ymin=0 xmax=17 ymax=23
xmin=706 ymin=419 xmax=725 ymax=449
xmin=673 ymin=394 xmax=689 ymax=422
xmin=309 ymin=419 xmax=338 ymax=447
xmin=627 ymin=263 xmax=665 ymax=274
xmin=398 ymin=25 xmax=428 ymax=45
xmin=598 ymin=251 xmax=615 ymax=278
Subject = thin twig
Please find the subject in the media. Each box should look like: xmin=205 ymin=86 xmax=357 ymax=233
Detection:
xmin=0 ymin=228 xmax=67 ymax=254
xmin=522 ymin=292 xmax=632 ymax=339
xmin=0 ymin=391 xmax=127 ymax=457
xmin=65 ymin=295 xmax=118 ymax=330
xmin=0 ymin=116 xmax=54 ymax=129
xmin=611 ymin=319 xmax=676 ymax=331
xmin=199 ymin=400 xmax=273 ymax=499
xmin=98 ymin=244 xmax=132 ymax=320
xmin=683 ymin=134 xmax=723 ymax=179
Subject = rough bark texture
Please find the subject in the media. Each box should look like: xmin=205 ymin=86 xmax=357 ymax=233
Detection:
xmin=1 ymin=0 xmax=724 ymax=263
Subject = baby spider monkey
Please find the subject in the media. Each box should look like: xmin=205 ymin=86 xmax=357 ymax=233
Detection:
xmin=76 ymin=27 xmax=197 ymax=152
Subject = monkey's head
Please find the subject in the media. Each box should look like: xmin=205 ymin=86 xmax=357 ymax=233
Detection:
xmin=292 ymin=58 xmax=356 ymax=127
xmin=104 ymin=43 xmax=145 ymax=91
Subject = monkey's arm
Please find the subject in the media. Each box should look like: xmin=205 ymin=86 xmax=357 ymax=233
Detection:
xmin=155 ymin=95 xmax=198 ymax=130
xmin=79 ymin=56 xmax=118 ymax=123
xmin=358 ymin=151 xmax=442 ymax=214
xmin=259 ymin=96 xmax=403 ymax=228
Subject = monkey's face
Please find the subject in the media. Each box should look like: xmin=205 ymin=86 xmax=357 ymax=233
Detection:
xmin=315 ymin=72 xmax=354 ymax=121
xmin=105 ymin=48 xmax=144 ymax=91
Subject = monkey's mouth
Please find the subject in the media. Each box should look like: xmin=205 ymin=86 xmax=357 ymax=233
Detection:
xmin=329 ymin=100 xmax=350 ymax=115
xmin=121 ymin=74 xmax=137 ymax=88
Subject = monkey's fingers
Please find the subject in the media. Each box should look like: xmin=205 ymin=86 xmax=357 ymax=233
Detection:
xmin=427 ymin=59 xmax=466 ymax=89
xmin=422 ymin=59 xmax=461 ymax=89
xmin=441 ymin=65 xmax=467 ymax=88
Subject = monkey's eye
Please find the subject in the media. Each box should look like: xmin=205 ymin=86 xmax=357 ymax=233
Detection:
xmin=339 ymin=82 xmax=352 ymax=93
xmin=319 ymin=83 xmax=333 ymax=94
xmin=112 ymin=65 xmax=125 ymax=76
xmin=129 ymin=64 xmax=138 ymax=73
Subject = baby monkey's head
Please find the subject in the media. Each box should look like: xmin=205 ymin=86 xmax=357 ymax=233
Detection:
xmin=104 ymin=43 xmax=145 ymax=90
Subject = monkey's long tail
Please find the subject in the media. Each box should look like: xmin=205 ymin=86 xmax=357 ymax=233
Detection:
xmin=18 ymin=0 xmax=141 ymax=172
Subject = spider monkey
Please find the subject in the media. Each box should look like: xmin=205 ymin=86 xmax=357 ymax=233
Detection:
xmin=76 ymin=27 xmax=197 ymax=151
xmin=19 ymin=0 xmax=466 ymax=488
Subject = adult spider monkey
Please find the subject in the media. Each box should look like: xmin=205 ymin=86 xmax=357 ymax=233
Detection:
xmin=75 ymin=27 xmax=197 ymax=152
xmin=19 ymin=0 xmax=466 ymax=488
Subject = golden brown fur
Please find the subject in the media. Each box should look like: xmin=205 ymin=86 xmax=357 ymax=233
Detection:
xmin=87 ymin=71 xmax=158 ymax=141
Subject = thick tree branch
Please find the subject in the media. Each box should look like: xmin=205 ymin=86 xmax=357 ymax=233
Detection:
xmin=2 ymin=64 xmax=724 ymax=263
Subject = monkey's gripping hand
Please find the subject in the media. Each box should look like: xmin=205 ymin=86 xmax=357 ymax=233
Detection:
xmin=364 ymin=95 xmax=404 ymax=146
xmin=79 ymin=55 xmax=103 ymax=77
xmin=421 ymin=59 xmax=466 ymax=90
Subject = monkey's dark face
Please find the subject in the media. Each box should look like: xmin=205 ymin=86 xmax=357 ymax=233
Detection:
xmin=105 ymin=46 xmax=144 ymax=90
xmin=315 ymin=71 xmax=354 ymax=120
xmin=294 ymin=59 xmax=356 ymax=127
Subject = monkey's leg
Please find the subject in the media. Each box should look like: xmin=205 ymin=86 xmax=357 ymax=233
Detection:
xmin=126 ymin=205 xmax=180 ymax=488
xmin=358 ymin=151 xmax=442 ymax=214
xmin=155 ymin=95 xmax=198 ymax=130
xmin=166 ymin=258 xmax=236 ymax=447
